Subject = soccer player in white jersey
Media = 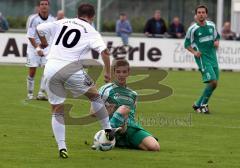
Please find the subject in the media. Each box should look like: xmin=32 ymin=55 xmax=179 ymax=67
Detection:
xmin=36 ymin=3 xmax=119 ymax=158
xmin=26 ymin=0 xmax=55 ymax=100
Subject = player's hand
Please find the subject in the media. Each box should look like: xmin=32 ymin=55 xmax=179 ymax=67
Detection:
xmin=119 ymin=123 xmax=127 ymax=134
xmin=214 ymin=40 xmax=219 ymax=48
xmin=36 ymin=46 xmax=44 ymax=57
xmin=104 ymin=73 xmax=111 ymax=83
xmin=193 ymin=51 xmax=201 ymax=58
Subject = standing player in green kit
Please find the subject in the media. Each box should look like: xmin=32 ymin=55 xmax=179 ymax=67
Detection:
xmin=184 ymin=5 xmax=220 ymax=114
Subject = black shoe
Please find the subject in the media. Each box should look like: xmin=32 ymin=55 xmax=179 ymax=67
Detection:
xmin=192 ymin=104 xmax=201 ymax=113
xmin=201 ymin=104 xmax=210 ymax=114
xmin=59 ymin=149 xmax=68 ymax=159
xmin=105 ymin=127 xmax=122 ymax=141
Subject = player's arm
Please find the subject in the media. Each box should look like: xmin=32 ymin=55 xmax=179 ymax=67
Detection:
xmin=184 ymin=28 xmax=201 ymax=58
xmin=90 ymin=32 xmax=111 ymax=83
xmin=36 ymin=22 xmax=54 ymax=48
xmin=186 ymin=46 xmax=201 ymax=58
xmin=101 ymin=49 xmax=111 ymax=83
xmin=28 ymin=38 xmax=38 ymax=48
xmin=213 ymin=24 xmax=220 ymax=48
xmin=29 ymin=37 xmax=44 ymax=56
xmin=27 ymin=19 xmax=44 ymax=56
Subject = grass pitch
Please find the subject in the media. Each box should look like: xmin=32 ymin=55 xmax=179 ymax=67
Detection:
xmin=0 ymin=65 xmax=240 ymax=168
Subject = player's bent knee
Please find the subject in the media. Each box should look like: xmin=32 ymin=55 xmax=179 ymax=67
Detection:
xmin=140 ymin=136 xmax=160 ymax=151
xmin=210 ymin=80 xmax=218 ymax=89
xmin=116 ymin=105 xmax=130 ymax=116
xmin=152 ymin=142 xmax=160 ymax=151
xmin=147 ymin=141 xmax=160 ymax=151
xmin=85 ymin=87 xmax=100 ymax=101
xmin=52 ymin=104 xmax=64 ymax=113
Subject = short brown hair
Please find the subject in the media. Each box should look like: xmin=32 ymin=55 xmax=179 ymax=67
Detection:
xmin=78 ymin=3 xmax=95 ymax=18
xmin=195 ymin=5 xmax=208 ymax=14
xmin=112 ymin=59 xmax=130 ymax=71
xmin=38 ymin=0 xmax=49 ymax=6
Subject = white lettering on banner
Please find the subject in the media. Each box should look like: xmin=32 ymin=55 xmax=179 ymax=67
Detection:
xmin=0 ymin=33 xmax=240 ymax=70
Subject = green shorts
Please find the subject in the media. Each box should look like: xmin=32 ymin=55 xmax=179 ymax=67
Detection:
xmin=115 ymin=126 xmax=152 ymax=148
xmin=110 ymin=113 xmax=152 ymax=148
xmin=200 ymin=66 xmax=219 ymax=83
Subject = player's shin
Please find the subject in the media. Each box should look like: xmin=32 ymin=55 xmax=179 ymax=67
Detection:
xmin=91 ymin=95 xmax=111 ymax=130
xmin=39 ymin=75 xmax=46 ymax=93
xmin=195 ymin=83 xmax=215 ymax=107
xmin=52 ymin=111 xmax=67 ymax=150
xmin=201 ymin=83 xmax=215 ymax=105
xmin=27 ymin=76 xmax=34 ymax=93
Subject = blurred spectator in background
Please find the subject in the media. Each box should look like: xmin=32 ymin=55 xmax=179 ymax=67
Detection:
xmin=221 ymin=21 xmax=236 ymax=40
xmin=168 ymin=16 xmax=185 ymax=38
xmin=56 ymin=10 xmax=65 ymax=20
xmin=144 ymin=10 xmax=167 ymax=37
xmin=116 ymin=13 xmax=132 ymax=46
xmin=0 ymin=12 xmax=9 ymax=32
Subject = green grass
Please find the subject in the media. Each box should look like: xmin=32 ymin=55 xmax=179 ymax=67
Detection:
xmin=0 ymin=65 xmax=240 ymax=168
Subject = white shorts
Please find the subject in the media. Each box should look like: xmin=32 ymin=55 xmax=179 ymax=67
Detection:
xmin=44 ymin=60 xmax=94 ymax=105
xmin=26 ymin=51 xmax=47 ymax=67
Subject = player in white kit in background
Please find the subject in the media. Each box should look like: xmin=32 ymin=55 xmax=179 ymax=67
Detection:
xmin=26 ymin=0 xmax=55 ymax=100
xmin=37 ymin=3 xmax=120 ymax=158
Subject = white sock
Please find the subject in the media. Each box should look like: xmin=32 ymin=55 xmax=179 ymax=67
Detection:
xmin=52 ymin=112 xmax=67 ymax=150
xmin=39 ymin=75 xmax=45 ymax=93
xmin=91 ymin=96 xmax=111 ymax=130
xmin=27 ymin=76 xmax=34 ymax=94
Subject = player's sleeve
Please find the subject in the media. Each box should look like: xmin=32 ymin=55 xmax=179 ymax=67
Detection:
xmin=89 ymin=32 xmax=107 ymax=54
xmin=184 ymin=27 xmax=192 ymax=49
xmin=27 ymin=17 xmax=37 ymax=38
xmin=98 ymin=85 xmax=109 ymax=103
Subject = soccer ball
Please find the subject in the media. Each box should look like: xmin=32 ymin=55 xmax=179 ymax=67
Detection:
xmin=93 ymin=130 xmax=116 ymax=151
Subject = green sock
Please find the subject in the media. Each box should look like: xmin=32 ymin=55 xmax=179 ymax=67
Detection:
xmin=196 ymin=84 xmax=215 ymax=106
xmin=110 ymin=112 xmax=125 ymax=128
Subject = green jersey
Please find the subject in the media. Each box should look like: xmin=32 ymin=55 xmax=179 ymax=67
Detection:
xmin=99 ymin=81 xmax=137 ymax=122
xmin=184 ymin=21 xmax=220 ymax=69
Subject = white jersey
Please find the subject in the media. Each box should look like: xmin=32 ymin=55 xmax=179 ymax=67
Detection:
xmin=26 ymin=13 xmax=55 ymax=53
xmin=37 ymin=18 xmax=106 ymax=62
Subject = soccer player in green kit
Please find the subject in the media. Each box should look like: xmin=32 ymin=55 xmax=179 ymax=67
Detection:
xmin=184 ymin=5 xmax=220 ymax=114
xmin=98 ymin=59 xmax=160 ymax=151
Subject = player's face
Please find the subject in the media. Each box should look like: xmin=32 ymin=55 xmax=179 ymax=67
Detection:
xmin=39 ymin=1 xmax=49 ymax=13
xmin=196 ymin=8 xmax=207 ymax=22
xmin=114 ymin=66 xmax=130 ymax=85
